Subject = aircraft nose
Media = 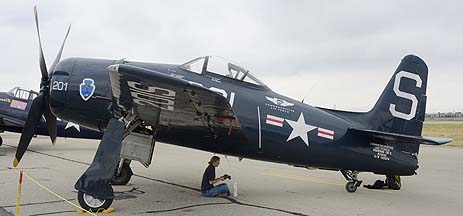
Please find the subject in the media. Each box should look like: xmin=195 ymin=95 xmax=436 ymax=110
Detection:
xmin=52 ymin=58 xmax=76 ymax=76
xmin=49 ymin=58 xmax=76 ymax=112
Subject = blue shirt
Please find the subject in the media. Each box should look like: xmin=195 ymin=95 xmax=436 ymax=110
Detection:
xmin=201 ymin=165 xmax=215 ymax=193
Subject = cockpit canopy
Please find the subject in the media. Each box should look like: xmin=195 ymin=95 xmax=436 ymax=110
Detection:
xmin=181 ymin=56 xmax=266 ymax=87
xmin=7 ymin=87 xmax=38 ymax=101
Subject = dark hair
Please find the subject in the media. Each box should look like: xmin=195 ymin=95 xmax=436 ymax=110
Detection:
xmin=208 ymin=156 xmax=220 ymax=165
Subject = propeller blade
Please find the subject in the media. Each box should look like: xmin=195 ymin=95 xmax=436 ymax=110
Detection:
xmin=44 ymin=95 xmax=57 ymax=145
xmin=13 ymin=93 xmax=46 ymax=167
xmin=49 ymin=25 xmax=71 ymax=74
xmin=33 ymin=5 xmax=49 ymax=80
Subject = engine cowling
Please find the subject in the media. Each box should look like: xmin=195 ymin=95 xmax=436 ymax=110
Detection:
xmin=50 ymin=57 xmax=115 ymax=131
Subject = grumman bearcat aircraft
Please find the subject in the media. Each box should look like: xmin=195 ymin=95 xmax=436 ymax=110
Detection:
xmin=0 ymin=87 xmax=102 ymax=146
xmin=13 ymin=6 xmax=452 ymax=211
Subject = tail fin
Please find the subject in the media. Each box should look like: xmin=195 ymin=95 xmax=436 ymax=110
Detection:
xmin=363 ymin=55 xmax=428 ymax=153
xmin=366 ymin=55 xmax=428 ymax=135
xmin=317 ymin=55 xmax=436 ymax=152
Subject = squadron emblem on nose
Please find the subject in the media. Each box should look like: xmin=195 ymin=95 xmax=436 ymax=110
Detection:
xmin=80 ymin=78 xmax=95 ymax=101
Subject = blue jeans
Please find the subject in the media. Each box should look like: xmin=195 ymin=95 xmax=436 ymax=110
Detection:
xmin=203 ymin=183 xmax=230 ymax=197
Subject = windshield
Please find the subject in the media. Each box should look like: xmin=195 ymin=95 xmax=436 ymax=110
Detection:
xmin=7 ymin=87 xmax=38 ymax=100
xmin=181 ymin=56 xmax=266 ymax=86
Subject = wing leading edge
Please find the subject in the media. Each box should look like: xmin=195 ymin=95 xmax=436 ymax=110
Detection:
xmin=0 ymin=114 xmax=25 ymax=127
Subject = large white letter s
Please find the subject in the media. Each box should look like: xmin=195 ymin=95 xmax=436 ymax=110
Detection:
xmin=389 ymin=71 xmax=422 ymax=120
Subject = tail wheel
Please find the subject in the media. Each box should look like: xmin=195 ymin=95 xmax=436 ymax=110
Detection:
xmin=77 ymin=191 xmax=113 ymax=212
xmin=341 ymin=170 xmax=362 ymax=193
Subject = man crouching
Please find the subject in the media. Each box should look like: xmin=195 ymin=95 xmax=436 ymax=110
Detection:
xmin=201 ymin=156 xmax=230 ymax=197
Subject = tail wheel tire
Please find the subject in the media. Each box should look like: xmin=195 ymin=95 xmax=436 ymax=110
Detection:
xmin=346 ymin=181 xmax=357 ymax=193
xmin=77 ymin=191 xmax=113 ymax=212
xmin=110 ymin=163 xmax=133 ymax=185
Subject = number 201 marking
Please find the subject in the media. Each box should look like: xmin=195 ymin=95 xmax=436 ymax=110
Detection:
xmin=52 ymin=81 xmax=68 ymax=91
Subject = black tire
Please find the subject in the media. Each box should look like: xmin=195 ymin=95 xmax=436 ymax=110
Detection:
xmin=77 ymin=190 xmax=113 ymax=212
xmin=110 ymin=163 xmax=133 ymax=185
xmin=0 ymin=136 xmax=3 ymax=147
xmin=346 ymin=181 xmax=357 ymax=193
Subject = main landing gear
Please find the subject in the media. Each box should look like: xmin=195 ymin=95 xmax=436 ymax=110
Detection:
xmin=341 ymin=170 xmax=363 ymax=193
xmin=77 ymin=191 xmax=113 ymax=212
xmin=77 ymin=163 xmax=135 ymax=212
xmin=111 ymin=159 xmax=133 ymax=185
xmin=75 ymin=115 xmax=156 ymax=212
xmin=74 ymin=119 xmax=124 ymax=213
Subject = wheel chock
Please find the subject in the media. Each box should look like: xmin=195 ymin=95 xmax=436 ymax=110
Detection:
xmin=102 ymin=208 xmax=115 ymax=214
xmin=77 ymin=208 xmax=115 ymax=214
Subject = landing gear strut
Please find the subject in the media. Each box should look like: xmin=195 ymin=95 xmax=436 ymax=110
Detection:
xmin=341 ymin=170 xmax=362 ymax=193
xmin=111 ymin=159 xmax=133 ymax=185
xmin=74 ymin=119 xmax=124 ymax=212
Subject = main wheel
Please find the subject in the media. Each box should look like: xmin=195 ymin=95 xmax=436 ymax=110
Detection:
xmin=110 ymin=163 xmax=133 ymax=185
xmin=77 ymin=191 xmax=113 ymax=212
xmin=0 ymin=136 xmax=3 ymax=147
xmin=345 ymin=181 xmax=357 ymax=193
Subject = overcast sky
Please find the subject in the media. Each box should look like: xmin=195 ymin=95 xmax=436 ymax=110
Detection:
xmin=1 ymin=1 xmax=461 ymax=112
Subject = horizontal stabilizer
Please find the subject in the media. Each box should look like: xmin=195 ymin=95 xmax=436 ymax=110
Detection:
xmin=349 ymin=128 xmax=452 ymax=145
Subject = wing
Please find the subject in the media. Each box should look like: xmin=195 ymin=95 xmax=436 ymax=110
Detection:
xmin=107 ymin=64 xmax=240 ymax=134
xmin=0 ymin=114 xmax=25 ymax=127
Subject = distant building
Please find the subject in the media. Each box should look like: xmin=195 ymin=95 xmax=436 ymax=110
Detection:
xmin=426 ymin=112 xmax=463 ymax=119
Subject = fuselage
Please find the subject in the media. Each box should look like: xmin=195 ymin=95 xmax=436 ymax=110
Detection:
xmin=50 ymin=57 xmax=418 ymax=176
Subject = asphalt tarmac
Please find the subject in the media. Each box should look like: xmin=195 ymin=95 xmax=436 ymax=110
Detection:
xmin=0 ymin=132 xmax=462 ymax=216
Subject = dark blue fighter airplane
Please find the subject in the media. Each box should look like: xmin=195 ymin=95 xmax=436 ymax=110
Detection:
xmin=0 ymin=87 xmax=102 ymax=146
xmin=13 ymin=6 xmax=452 ymax=211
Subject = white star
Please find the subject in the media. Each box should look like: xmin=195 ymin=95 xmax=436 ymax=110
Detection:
xmin=65 ymin=122 xmax=80 ymax=132
xmin=285 ymin=113 xmax=317 ymax=146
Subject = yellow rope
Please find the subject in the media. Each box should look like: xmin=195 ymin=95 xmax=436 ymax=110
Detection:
xmin=22 ymin=172 xmax=98 ymax=216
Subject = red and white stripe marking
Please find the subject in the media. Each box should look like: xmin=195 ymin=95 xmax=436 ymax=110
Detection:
xmin=266 ymin=115 xmax=284 ymax=127
xmin=318 ymin=128 xmax=334 ymax=140
xmin=10 ymin=100 xmax=27 ymax=110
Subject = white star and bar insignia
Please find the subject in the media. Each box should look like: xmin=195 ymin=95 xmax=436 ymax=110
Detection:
xmin=265 ymin=112 xmax=335 ymax=146
xmin=285 ymin=113 xmax=317 ymax=146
